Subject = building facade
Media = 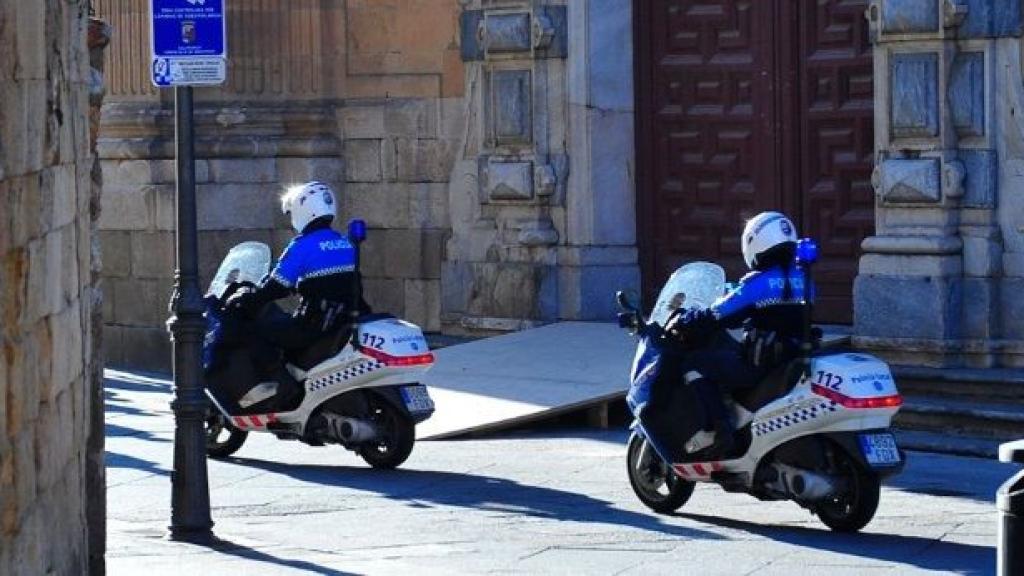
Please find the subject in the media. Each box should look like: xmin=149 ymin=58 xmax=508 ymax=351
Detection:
xmin=1 ymin=1 xmax=107 ymax=574
xmin=95 ymin=0 xmax=1022 ymax=372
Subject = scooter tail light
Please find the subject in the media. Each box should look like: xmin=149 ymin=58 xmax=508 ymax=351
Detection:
xmin=361 ymin=346 xmax=434 ymax=367
xmin=811 ymin=384 xmax=903 ymax=409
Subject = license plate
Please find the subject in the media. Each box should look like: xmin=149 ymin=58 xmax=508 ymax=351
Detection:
xmin=400 ymin=385 xmax=434 ymax=413
xmin=859 ymin=433 xmax=901 ymax=466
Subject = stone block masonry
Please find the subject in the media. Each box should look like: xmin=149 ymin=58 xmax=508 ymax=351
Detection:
xmin=0 ymin=1 xmax=104 ymax=574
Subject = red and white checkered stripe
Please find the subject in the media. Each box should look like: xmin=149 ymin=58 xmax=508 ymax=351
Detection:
xmin=672 ymin=461 xmax=723 ymax=480
xmin=231 ymin=413 xmax=278 ymax=431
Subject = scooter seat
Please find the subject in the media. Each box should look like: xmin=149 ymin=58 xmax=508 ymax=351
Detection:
xmin=287 ymin=325 xmax=353 ymax=371
xmin=732 ymin=359 xmax=804 ymax=413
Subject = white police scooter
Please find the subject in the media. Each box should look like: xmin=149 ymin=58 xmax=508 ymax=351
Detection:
xmin=617 ymin=239 xmax=905 ymax=532
xmin=201 ymin=220 xmax=435 ymax=469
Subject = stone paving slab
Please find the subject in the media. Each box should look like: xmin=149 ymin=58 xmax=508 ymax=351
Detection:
xmin=104 ymin=370 xmax=1011 ymax=575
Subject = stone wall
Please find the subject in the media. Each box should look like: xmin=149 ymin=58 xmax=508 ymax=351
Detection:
xmin=95 ymin=0 xmax=641 ymax=371
xmin=94 ymin=0 xmax=464 ymax=371
xmin=855 ymin=0 xmax=1024 ymax=368
xmin=0 ymin=0 xmax=103 ymax=574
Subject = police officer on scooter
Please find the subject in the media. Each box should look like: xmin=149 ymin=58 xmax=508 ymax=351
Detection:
xmin=663 ymin=211 xmax=810 ymax=456
xmin=227 ymin=181 xmax=369 ymax=410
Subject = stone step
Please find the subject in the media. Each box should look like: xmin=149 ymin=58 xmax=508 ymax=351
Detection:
xmin=892 ymin=365 xmax=1024 ymax=404
xmin=894 ymin=395 xmax=1024 ymax=441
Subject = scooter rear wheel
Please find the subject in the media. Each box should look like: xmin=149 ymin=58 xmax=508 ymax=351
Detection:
xmin=627 ymin=432 xmax=695 ymax=514
xmin=359 ymin=397 xmax=415 ymax=469
xmin=815 ymin=449 xmax=881 ymax=532
xmin=205 ymin=412 xmax=248 ymax=458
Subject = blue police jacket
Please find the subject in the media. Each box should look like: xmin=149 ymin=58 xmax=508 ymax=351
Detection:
xmin=710 ymin=263 xmax=813 ymax=335
xmin=269 ymin=227 xmax=356 ymax=294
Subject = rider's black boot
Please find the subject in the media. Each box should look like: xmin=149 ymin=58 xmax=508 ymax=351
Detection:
xmin=270 ymin=365 xmax=303 ymax=412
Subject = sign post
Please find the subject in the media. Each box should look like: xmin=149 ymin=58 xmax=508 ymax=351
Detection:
xmin=150 ymin=0 xmax=227 ymax=542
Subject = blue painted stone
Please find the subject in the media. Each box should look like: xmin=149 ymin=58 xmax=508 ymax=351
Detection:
xmin=854 ymin=275 xmax=963 ymax=340
xmin=882 ymin=0 xmax=939 ymax=33
xmin=959 ymin=149 xmax=997 ymax=207
xmin=950 ymin=52 xmax=986 ymax=137
xmin=491 ymin=69 xmax=532 ymax=144
xmin=880 ymin=158 xmax=941 ymax=203
xmin=890 ymin=53 xmax=939 ymax=138
xmin=485 ymin=13 xmax=532 ymax=53
xmin=960 ymin=0 xmax=1023 ymax=38
xmin=538 ymin=6 xmax=568 ymax=58
xmin=487 ymin=160 xmax=534 ymax=201
xmin=460 ymin=10 xmax=484 ymax=61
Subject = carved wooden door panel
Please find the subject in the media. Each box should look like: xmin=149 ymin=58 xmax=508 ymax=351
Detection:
xmin=786 ymin=0 xmax=875 ymax=324
xmin=635 ymin=0 xmax=781 ymax=301
xmin=636 ymin=0 xmax=874 ymax=323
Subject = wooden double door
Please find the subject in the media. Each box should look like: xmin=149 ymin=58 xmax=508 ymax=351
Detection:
xmin=635 ymin=0 xmax=875 ymax=323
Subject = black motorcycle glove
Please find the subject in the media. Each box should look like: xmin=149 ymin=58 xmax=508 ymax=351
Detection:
xmin=664 ymin=307 xmax=719 ymax=350
xmin=225 ymin=278 xmax=290 ymax=317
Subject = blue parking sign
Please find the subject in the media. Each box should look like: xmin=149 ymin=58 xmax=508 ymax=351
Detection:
xmin=150 ymin=0 xmax=227 ymax=87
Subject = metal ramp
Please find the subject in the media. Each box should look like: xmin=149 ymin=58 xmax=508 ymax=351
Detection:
xmin=419 ymin=322 xmax=854 ymax=440
xmin=418 ymin=322 xmax=635 ymax=439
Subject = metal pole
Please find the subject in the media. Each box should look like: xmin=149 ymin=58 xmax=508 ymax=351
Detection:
xmin=998 ymin=440 xmax=1024 ymax=576
xmin=168 ymin=85 xmax=214 ymax=541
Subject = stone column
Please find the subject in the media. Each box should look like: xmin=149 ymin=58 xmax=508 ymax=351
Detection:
xmin=87 ymin=15 xmax=112 ymax=574
xmin=444 ymin=1 xmax=570 ymax=332
xmin=855 ymin=0 xmax=1024 ymax=368
xmin=443 ymin=0 xmax=638 ymax=331
xmin=561 ymin=0 xmax=639 ymax=321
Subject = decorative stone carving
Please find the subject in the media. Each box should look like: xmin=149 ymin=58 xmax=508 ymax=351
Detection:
xmin=890 ymin=53 xmax=940 ymax=139
xmin=875 ymin=158 xmax=942 ymax=203
xmin=942 ymin=159 xmax=966 ymax=198
xmin=516 ymin=218 xmax=559 ymax=246
xmin=483 ymin=13 xmax=532 ymax=54
xmin=532 ymin=11 xmax=555 ymax=51
xmin=489 ymin=69 xmax=532 ymax=146
xmin=949 ymin=52 xmax=986 ymax=138
xmin=942 ymin=0 xmax=969 ymax=28
xmin=485 ymin=160 xmax=534 ymax=201
xmin=534 ymin=163 xmax=556 ymax=197
xmin=880 ymin=0 xmax=940 ymax=33
xmin=460 ymin=7 xmax=567 ymax=61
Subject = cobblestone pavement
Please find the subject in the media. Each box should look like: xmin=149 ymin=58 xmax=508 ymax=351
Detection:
xmin=105 ymin=371 xmax=1009 ymax=575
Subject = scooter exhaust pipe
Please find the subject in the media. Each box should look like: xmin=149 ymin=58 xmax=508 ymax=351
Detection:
xmin=338 ymin=418 xmax=377 ymax=443
xmin=322 ymin=414 xmax=378 ymax=444
xmin=770 ymin=463 xmax=836 ymax=501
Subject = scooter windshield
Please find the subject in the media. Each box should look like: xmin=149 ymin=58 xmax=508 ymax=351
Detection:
xmin=649 ymin=262 xmax=726 ymax=327
xmin=206 ymin=242 xmax=272 ymax=300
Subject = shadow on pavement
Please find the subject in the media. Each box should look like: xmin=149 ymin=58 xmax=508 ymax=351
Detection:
xmin=193 ymin=536 xmax=355 ymax=576
xmin=883 ymin=450 xmax=1013 ymax=504
xmin=228 ymin=457 xmax=724 ymax=541
xmin=679 ymin=512 xmax=994 ymax=575
xmin=106 ymin=422 xmax=171 ymax=442
xmin=106 ymin=451 xmax=169 ymax=476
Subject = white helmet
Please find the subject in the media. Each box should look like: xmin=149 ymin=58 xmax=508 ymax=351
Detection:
xmin=741 ymin=211 xmax=798 ymax=269
xmin=281 ymin=181 xmax=337 ymax=233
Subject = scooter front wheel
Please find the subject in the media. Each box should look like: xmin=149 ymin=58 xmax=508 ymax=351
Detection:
xmin=359 ymin=397 xmax=415 ymax=469
xmin=205 ymin=412 xmax=248 ymax=458
xmin=627 ymin=431 xmax=695 ymax=514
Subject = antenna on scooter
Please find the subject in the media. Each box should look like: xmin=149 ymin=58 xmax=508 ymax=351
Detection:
xmin=347 ymin=219 xmax=368 ymax=345
xmin=795 ymin=238 xmax=819 ymax=375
